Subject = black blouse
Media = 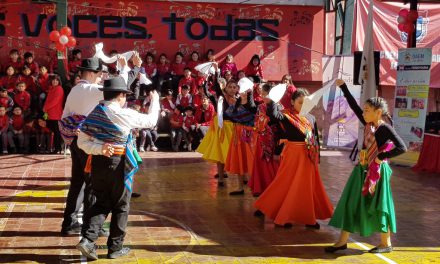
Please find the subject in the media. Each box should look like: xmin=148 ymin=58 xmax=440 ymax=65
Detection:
xmin=339 ymin=83 xmax=407 ymax=160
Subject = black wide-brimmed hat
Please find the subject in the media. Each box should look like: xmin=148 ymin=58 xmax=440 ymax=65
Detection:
xmin=98 ymin=76 xmax=132 ymax=94
xmin=76 ymin=57 xmax=102 ymax=72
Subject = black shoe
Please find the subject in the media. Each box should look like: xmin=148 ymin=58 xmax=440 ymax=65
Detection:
xmin=107 ymin=247 xmax=131 ymax=259
xmin=284 ymin=223 xmax=293 ymax=229
xmin=61 ymin=222 xmax=82 ymax=236
xmin=131 ymin=192 xmax=141 ymax=198
xmin=369 ymin=246 xmax=393 ymax=253
xmin=76 ymin=238 xmax=98 ymax=260
xmin=243 ymin=180 xmax=248 ymax=185
xmin=214 ymin=173 xmax=228 ymax=179
xmin=98 ymin=228 xmax=109 ymax=237
xmin=229 ymin=190 xmax=244 ymax=195
xmin=305 ymin=223 xmax=320 ymax=230
xmin=217 ymin=181 xmax=224 ymax=187
xmin=324 ymin=244 xmax=347 ymax=253
xmin=253 ymin=210 xmax=264 ymax=217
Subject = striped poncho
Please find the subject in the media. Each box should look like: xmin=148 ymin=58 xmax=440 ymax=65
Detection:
xmin=80 ymin=103 xmax=142 ymax=192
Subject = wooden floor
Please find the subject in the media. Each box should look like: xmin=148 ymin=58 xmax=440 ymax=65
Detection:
xmin=0 ymin=150 xmax=439 ymax=263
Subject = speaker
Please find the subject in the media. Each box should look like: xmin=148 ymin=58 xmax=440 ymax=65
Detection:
xmin=353 ymin=51 xmax=380 ymax=86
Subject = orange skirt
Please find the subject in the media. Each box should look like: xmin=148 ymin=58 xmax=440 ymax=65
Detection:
xmin=224 ymin=124 xmax=256 ymax=176
xmin=254 ymin=141 xmax=334 ymax=225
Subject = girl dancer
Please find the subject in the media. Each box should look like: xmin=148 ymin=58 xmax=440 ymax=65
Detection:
xmin=325 ymin=79 xmax=407 ymax=253
xmin=248 ymin=83 xmax=280 ymax=197
xmin=255 ymin=88 xmax=333 ymax=228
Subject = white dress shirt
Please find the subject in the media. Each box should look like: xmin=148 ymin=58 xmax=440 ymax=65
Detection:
xmin=62 ymin=80 xmax=103 ymax=118
xmin=77 ymin=98 xmax=160 ymax=155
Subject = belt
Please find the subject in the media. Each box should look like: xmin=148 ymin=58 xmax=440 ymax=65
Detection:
xmin=113 ymin=146 xmax=126 ymax=155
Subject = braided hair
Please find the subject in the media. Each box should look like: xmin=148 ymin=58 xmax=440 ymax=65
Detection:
xmin=291 ymin=88 xmax=310 ymax=101
xmin=365 ymin=97 xmax=394 ymax=126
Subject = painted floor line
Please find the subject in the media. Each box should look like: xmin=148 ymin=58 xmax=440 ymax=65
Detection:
xmin=351 ymin=239 xmax=397 ymax=264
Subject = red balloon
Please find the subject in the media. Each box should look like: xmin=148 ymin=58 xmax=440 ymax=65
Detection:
xmin=397 ymin=15 xmax=406 ymax=24
xmin=56 ymin=42 xmax=65 ymax=51
xmin=66 ymin=36 xmax=77 ymax=48
xmin=49 ymin=30 xmax=60 ymax=42
xmin=60 ymin=26 xmax=71 ymax=37
xmin=404 ymin=23 xmax=414 ymax=34
xmin=398 ymin=9 xmax=409 ymax=18
xmin=408 ymin=10 xmax=419 ymax=21
xmin=398 ymin=23 xmax=405 ymax=31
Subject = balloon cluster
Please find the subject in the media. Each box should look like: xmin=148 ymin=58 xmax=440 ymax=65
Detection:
xmin=49 ymin=26 xmax=77 ymax=51
xmin=397 ymin=9 xmax=418 ymax=34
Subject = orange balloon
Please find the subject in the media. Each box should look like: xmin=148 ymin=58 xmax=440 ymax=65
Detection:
xmin=49 ymin=30 xmax=60 ymax=42
xmin=66 ymin=36 xmax=77 ymax=48
xmin=60 ymin=26 xmax=71 ymax=37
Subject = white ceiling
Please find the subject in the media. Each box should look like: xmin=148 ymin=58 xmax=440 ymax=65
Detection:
xmin=161 ymin=0 xmax=324 ymax=6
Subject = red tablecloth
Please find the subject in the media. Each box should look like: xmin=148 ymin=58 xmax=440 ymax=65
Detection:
xmin=413 ymin=133 xmax=440 ymax=174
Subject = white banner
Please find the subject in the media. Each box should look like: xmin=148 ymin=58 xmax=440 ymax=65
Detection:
xmin=393 ymin=48 xmax=432 ymax=166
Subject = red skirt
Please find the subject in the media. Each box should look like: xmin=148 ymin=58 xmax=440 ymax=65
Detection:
xmin=254 ymin=141 xmax=334 ymax=225
xmin=224 ymin=124 xmax=255 ymax=176
xmin=248 ymin=136 xmax=279 ymax=196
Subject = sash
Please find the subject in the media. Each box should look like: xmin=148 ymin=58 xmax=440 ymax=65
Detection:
xmin=58 ymin=114 xmax=86 ymax=145
xmin=255 ymin=104 xmax=275 ymax=161
xmin=361 ymin=124 xmax=394 ymax=196
xmin=81 ymin=104 xmax=141 ymax=192
xmin=282 ymin=109 xmax=319 ymax=164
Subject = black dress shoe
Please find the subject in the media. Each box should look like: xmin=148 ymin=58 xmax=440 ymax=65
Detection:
xmin=305 ymin=223 xmax=320 ymax=230
xmin=369 ymin=246 xmax=393 ymax=253
xmin=324 ymin=244 xmax=347 ymax=253
xmin=214 ymin=173 xmax=228 ymax=178
xmin=217 ymin=181 xmax=224 ymax=187
xmin=98 ymin=228 xmax=109 ymax=237
xmin=61 ymin=222 xmax=82 ymax=236
xmin=229 ymin=190 xmax=244 ymax=195
xmin=108 ymin=247 xmax=131 ymax=259
xmin=131 ymin=192 xmax=141 ymax=198
xmin=76 ymin=238 xmax=98 ymax=260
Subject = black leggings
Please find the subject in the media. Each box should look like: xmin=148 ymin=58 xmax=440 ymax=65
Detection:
xmin=46 ymin=119 xmax=62 ymax=152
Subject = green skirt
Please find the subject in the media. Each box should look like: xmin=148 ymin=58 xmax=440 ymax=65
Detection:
xmin=328 ymin=163 xmax=396 ymax=237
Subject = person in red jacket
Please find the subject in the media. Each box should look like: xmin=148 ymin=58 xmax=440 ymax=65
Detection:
xmin=195 ymin=95 xmax=215 ymax=137
xmin=37 ymin=66 xmax=50 ymax=109
xmin=18 ymin=66 xmax=38 ymax=96
xmin=23 ymin=52 xmax=39 ymax=77
xmin=170 ymin=105 xmax=184 ymax=152
xmin=192 ymin=85 xmax=205 ymax=108
xmin=1 ymin=66 xmax=18 ymax=93
xmin=178 ymin=68 xmax=196 ymax=94
xmin=0 ymin=88 xmax=14 ymax=112
xmin=187 ymin=51 xmax=201 ymax=76
xmin=4 ymin=49 xmax=23 ymax=74
xmin=176 ymin=85 xmax=192 ymax=108
xmin=160 ymin=89 xmax=176 ymax=116
xmin=0 ymin=106 xmax=9 ymax=154
xmin=244 ymin=54 xmax=264 ymax=83
xmin=182 ymin=106 xmax=197 ymax=151
xmin=13 ymin=82 xmax=31 ymax=114
xmin=36 ymin=116 xmax=53 ymax=153
xmin=170 ymin=52 xmax=186 ymax=94
xmin=43 ymin=75 xmax=65 ymax=153
xmin=156 ymin=53 xmax=170 ymax=78
xmin=68 ymin=49 xmax=82 ymax=78
xmin=7 ymin=106 xmax=25 ymax=153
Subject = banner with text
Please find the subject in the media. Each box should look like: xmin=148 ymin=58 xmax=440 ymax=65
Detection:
xmin=0 ymin=0 xmax=324 ymax=81
xmin=393 ymin=48 xmax=432 ymax=166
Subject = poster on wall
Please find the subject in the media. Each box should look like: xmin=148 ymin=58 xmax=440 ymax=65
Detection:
xmin=322 ymin=56 xmax=361 ymax=148
xmin=393 ymin=48 xmax=432 ymax=166
xmin=0 ymin=1 xmax=325 ymax=81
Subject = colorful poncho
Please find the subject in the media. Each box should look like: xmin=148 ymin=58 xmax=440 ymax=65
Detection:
xmin=80 ymin=103 xmax=142 ymax=192
xmin=58 ymin=114 xmax=86 ymax=145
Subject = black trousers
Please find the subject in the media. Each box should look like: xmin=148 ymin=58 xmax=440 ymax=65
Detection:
xmin=46 ymin=119 xmax=62 ymax=152
xmin=62 ymin=138 xmax=90 ymax=229
xmin=82 ymin=154 xmax=131 ymax=252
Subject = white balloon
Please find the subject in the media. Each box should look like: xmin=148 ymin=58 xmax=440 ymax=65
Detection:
xmin=59 ymin=35 xmax=69 ymax=45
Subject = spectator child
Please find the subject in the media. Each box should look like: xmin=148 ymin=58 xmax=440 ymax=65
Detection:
xmin=13 ymin=82 xmax=31 ymax=114
xmin=161 ymin=89 xmax=176 ymax=116
xmin=7 ymin=106 xmax=25 ymax=153
xmin=221 ymin=54 xmax=238 ymax=78
xmin=237 ymin=70 xmax=246 ymax=80
xmin=144 ymin=52 xmax=157 ymax=79
xmin=224 ymin=70 xmax=233 ymax=82
xmin=68 ymin=49 xmax=82 ymax=77
xmin=182 ymin=106 xmax=197 ymax=151
xmin=244 ymin=54 xmax=264 ymax=83
xmin=1 ymin=66 xmax=18 ymax=93
xmin=43 ymin=75 xmax=64 ymax=153
xmin=170 ymin=105 xmax=184 ymax=152
xmin=178 ymin=67 xmax=196 ymax=94
xmin=5 ymin=49 xmax=23 ymax=73
xmin=23 ymin=52 xmax=39 ymax=77
xmin=18 ymin=65 xmax=38 ymax=96
xmin=195 ymin=95 xmax=215 ymax=138
xmin=176 ymin=85 xmax=192 ymax=108
xmin=23 ymin=116 xmax=36 ymax=153
xmin=187 ymin=51 xmax=201 ymax=75
xmin=0 ymin=106 xmax=9 ymax=154
xmin=0 ymin=88 xmax=14 ymax=112
xmin=36 ymin=117 xmax=52 ymax=153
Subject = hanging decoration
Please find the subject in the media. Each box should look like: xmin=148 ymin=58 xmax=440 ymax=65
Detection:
xmin=397 ymin=8 xmax=418 ymax=34
xmin=49 ymin=26 xmax=77 ymax=51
